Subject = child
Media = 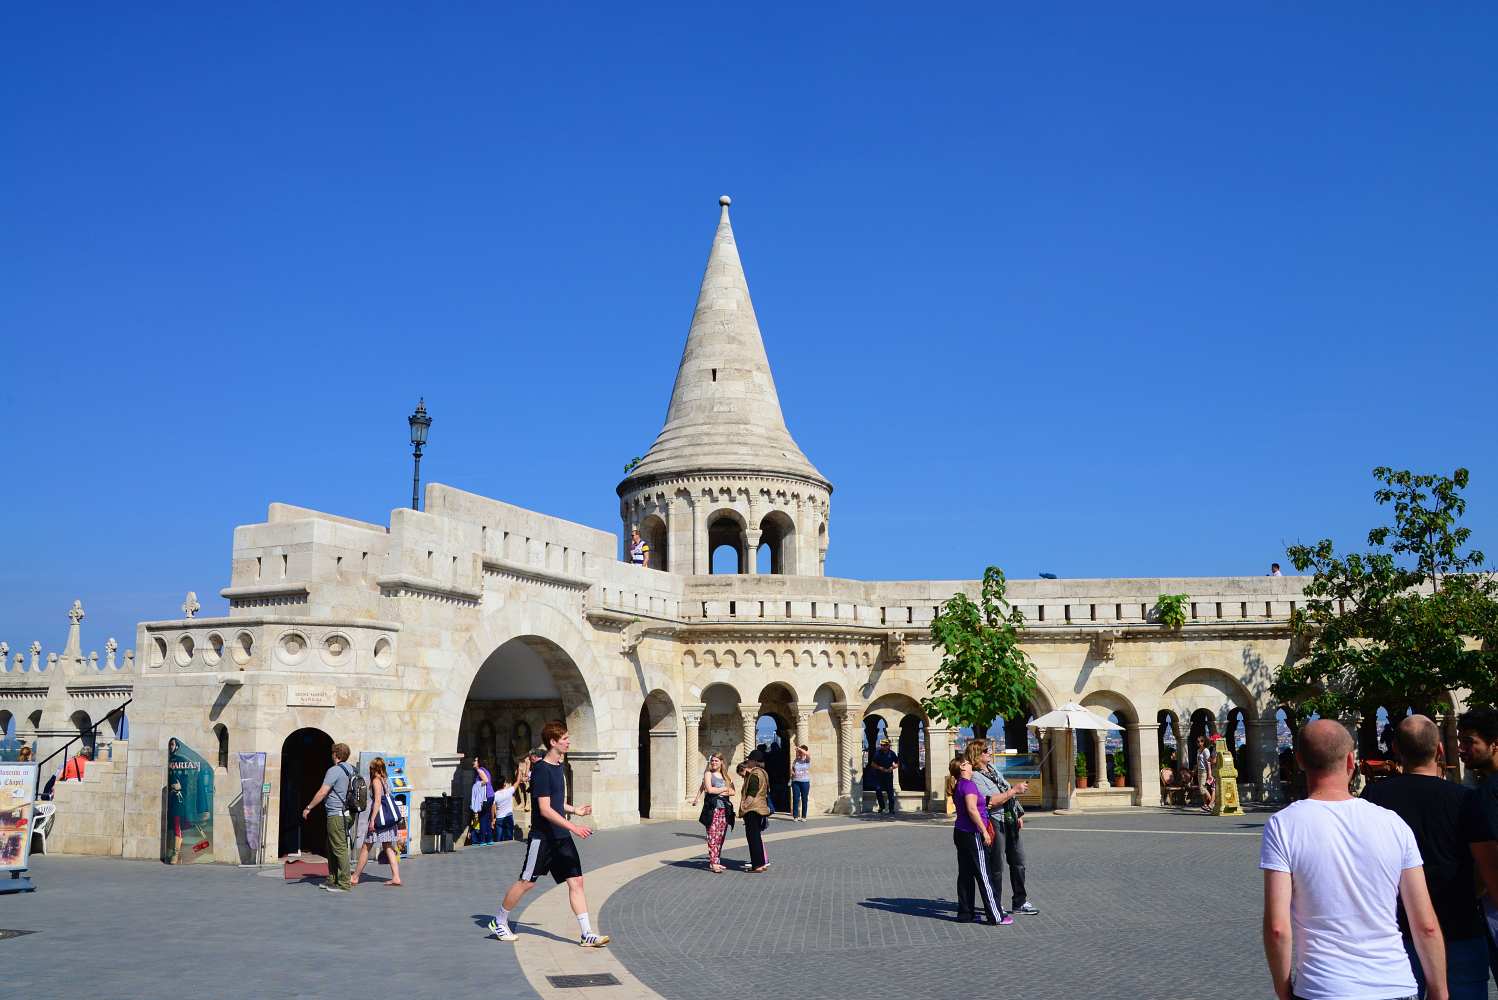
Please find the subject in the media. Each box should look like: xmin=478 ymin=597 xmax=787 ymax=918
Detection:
xmin=493 ymin=773 xmax=517 ymax=842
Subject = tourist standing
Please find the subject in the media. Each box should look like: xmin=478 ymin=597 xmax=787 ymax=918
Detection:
xmin=469 ymin=767 xmax=489 ymax=845
xmin=61 ymin=746 xmax=90 ymax=782
xmin=1195 ymin=736 xmax=1216 ymax=813
xmin=966 ymin=739 xmax=1034 ymax=916
xmin=1363 ymin=716 xmax=1488 ymax=999
xmin=1454 ymin=708 xmax=1498 ymax=986
xmin=473 ymin=756 xmax=495 ymax=845
xmin=353 ymin=757 xmax=403 ymax=887
xmin=488 ymin=721 xmax=610 ymax=947
xmin=515 ymin=749 xmax=534 ymax=812
xmin=791 ymin=744 xmax=811 ymax=822
xmin=1260 ymin=719 xmax=1445 ymax=1000
xmin=301 ymin=741 xmax=355 ymax=893
xmin=629 ymin=528 xmax=649 ymax=568
xmin=947 ymin=758 xmax=1004 ymax=925
xmin=691 ymin=753 xmax=736 ymax=872
xmin=738 ymin=757 xmax=771 ymax=873
xmin=871 ymin=737 xmax=899 ymax=813
xmin=493 ymin=773 xmax=516 ymax=843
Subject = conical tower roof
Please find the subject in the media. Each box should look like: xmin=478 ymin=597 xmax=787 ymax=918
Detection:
xmin=620 ymin=196 xmax=829 ymax=494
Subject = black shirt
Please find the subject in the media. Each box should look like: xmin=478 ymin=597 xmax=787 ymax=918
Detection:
xmin=528 ymin=758 xmax=569 ymax=840
xmin=1362 ymin=773 xmax=1487 ymax=941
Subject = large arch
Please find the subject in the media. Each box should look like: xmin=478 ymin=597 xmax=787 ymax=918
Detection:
xmin=638 ymin=689 xmax=678 ymax=820
xmin=1081 ymin=689 xmax=1139 ymax=791
xmin=447 ymin=602 xmax=612 ymax=824
xmin=699 ymin=681 xmax=745 ymax=768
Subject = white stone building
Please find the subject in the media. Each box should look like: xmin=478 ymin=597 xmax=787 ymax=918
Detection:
xmin=3 ymin=196 xmax=1387 ymax=862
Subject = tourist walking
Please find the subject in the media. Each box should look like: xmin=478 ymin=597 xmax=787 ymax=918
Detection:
xmin=791 ymin=744 xmax=811 ymax=822
xmin=947 ymin=758 xmax=1005 ymax=925
xmin=966 ymin=739 xmax=1034 ymax=916
xmin=1195 ymin=736 xmax=1216 ymax=812
xmin=1260 ymin=719 xmax=1445 ymax=1000
xmin=488 ymin=721 xmax=610 ymax=948
xmin=691 ymin=753 xmax=736 ymax=872
xmin=300 ymin=741 xmax=355 ymax=893
xmin=870 ymin=737 xmax=899 ymax=813
xmin=1363 ymin=715 xmax=1488 ymax=999
xmin=353 ymin=757 xmax=403 ymax=887
xmin=738 ymin=756 xmax=771 ymax=872
xmin=493 ymin=773 xmax=516 ymax=842
xmin=473 ymin=756 xmax=495 ymax=845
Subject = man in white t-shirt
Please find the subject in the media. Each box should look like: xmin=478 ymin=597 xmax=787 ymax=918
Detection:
xmin=1261 ymin=719 xmax=1447 ymax=1000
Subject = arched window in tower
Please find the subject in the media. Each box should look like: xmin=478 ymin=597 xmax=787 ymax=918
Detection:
xmin=757 ymin=510 xmax=796 ymax=575
xmin=707 ymin=511 xmax=747 ymax=574
xmin=214 ymin=723 xmax=230 ymax=768
xmin=639 ymin=514 xmax=668 ymax=572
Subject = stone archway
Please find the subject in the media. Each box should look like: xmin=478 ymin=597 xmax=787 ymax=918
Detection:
xmin=278 ymin=726 xmax=333 ymax=858
xmin=445 ymin=603 xmax=614 ymax=826
xmin=639 ymin=690 xmax=678 ymax=820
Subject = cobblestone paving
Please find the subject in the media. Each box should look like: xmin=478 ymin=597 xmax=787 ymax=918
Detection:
xmin=599 ymin=810 xmax=1377 ymax=1000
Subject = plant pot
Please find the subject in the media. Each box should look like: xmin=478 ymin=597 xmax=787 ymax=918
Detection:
xmin=1112 ymin=775 xmax=1126 ymax=788
xmin=1076 ymin=776 xmax=1089 ymax=789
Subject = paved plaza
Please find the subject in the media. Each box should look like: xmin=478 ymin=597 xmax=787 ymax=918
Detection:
xmin=7 ymin=808 xmax=1492 ymax=999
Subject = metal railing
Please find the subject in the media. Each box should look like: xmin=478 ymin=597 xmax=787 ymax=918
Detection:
xmin=34 ymin=699 xmax=132 ymax=798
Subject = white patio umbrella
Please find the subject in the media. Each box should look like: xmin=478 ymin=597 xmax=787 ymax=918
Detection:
xmin=1027 ymin=703 xmax=1124 ymax=812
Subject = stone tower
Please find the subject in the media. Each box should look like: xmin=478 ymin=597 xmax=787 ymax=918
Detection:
xmin=618 ymin=196 xmax=832 ymax=576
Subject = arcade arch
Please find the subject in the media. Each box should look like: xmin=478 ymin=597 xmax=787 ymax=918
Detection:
xmin=757 ymin=510 xmax=797 ymax=575
xmin=707 ymin=510 xmax=747 ymax=575
xmin=638 ymin=689 xmax=678 ymax=819
xmin=639 ymin=514 xmax=668 ymax=573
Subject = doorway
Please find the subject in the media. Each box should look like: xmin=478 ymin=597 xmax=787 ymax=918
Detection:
xmin=278 ymin=727 xmax=333 ymax=858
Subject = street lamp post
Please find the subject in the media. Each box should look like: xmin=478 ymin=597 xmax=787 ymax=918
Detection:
xmin=408 ymin=398 xmax=432 ymax=510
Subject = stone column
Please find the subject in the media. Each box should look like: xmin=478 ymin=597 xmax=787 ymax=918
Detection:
xmin=1247 ymin=718 xmax=1280 ymax=803
xmin=683 ymin=705 xmax=704 ymax=798
xmin=692 ymin=494 xmax=708 ymax=575
xmin=1131 ymin=723 xmax=1160 ymax=806
xmin=740 ymin=706 xmax=759 ymax=763
xmin=926 ymin=724 xmax=957 ymax=813
xmin=1092 ymin=729 xmax=1108 ymax=788
xmin=832 ymin=702 xmax=859 ymax=813
xmin=793 ymin=703 xmax=813 ymax=751
xmin=745 ymin=529 xmax=762 ymax=575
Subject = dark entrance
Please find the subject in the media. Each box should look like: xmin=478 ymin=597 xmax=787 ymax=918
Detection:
xmin=278 ymin=727 xmax=333 ymax=858
xmin=756 ymin=713 xmax=792 ymax=813
xmin=638 ymin=703 xmax=651 ymax=819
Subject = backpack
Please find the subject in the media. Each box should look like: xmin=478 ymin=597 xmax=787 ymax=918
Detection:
xmin=343 ymin=763 xmax=368 ymax=816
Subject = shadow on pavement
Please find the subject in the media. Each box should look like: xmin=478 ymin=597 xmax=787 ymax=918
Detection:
xmin=859 ymin=896 xmax=958 ymax=920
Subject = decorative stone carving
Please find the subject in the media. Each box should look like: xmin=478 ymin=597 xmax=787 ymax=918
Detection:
xmin=182 ymin=592 xmax=201 ymax=618
xmin=68 ymin=600 xmax=85 ymax=625
xmin=105 ymin=638 xmax=118 ymax=669
xmin=884 ymin=630 xmax=906 ymax=665
xmin=1092 ymin=628 xmax=1121 ymax=661
xmin=29 ymin=641 xmax=41 ymax=670
xmin=621 ymin=619 xmax=648 ymax=656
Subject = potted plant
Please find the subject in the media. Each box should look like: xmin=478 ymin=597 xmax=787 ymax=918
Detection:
xmin=1075 ymin=750 xmax=1089 ymax=789
xmin=1110 ymin=749 xmax=1127 ymax=787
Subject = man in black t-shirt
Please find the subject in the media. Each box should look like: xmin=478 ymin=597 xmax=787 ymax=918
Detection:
xmin=1456 ymin=707 xmax=1498 ymax=990
xmin=486 ymin=721 xmax=609 ymax=948
xmin=1366 ymin=714 xmax=1491 ymax=999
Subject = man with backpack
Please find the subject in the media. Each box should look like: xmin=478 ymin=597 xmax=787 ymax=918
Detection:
xmin=301 ymin=741 xmax=362 ymax=893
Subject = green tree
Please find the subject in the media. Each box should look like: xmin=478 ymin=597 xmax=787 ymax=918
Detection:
xmin=1271 ymin=467 xmax=1498 ymax=716
xmin=923 ymin=566 xmax=1039 ymax=736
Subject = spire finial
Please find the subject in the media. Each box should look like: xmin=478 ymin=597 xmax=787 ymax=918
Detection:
xmin=719 ymin=195 xmax=731 ymax=207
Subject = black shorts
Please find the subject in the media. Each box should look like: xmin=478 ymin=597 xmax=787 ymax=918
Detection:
xmin=518 ymin=836 xmax=581 ymax=884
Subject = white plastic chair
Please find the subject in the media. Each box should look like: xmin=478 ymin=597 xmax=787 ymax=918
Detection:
xmin=30 ymin=802 xmax=56 ymax=855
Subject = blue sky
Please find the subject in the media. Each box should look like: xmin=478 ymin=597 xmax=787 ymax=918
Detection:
xmin=3 ymin=4 xmax=1496 ymax=650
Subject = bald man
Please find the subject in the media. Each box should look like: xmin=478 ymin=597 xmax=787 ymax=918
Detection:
xmin=1261 ymin=719 xmax=1447 ymax=1000
xmin=1363 ymin=716 xmax=1491 ymax=999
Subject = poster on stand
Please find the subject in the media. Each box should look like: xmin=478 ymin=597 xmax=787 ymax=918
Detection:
xmin=357 ymin=751 xmax=410 ymax=859
xmin=0 ymin=763 xmax=39 ymax=871
xmin=165 ymin=738 xmax=214 ymax=864
xmin=237 ymin=752 xmax=267 ymax=854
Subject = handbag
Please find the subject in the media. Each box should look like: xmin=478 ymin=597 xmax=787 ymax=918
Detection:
xmin=375 ymin=787 xmax=404 ymax=830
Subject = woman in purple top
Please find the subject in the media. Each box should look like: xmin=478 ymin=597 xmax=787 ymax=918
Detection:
xmin=948 ymin=758 xmax=1008 ymax=925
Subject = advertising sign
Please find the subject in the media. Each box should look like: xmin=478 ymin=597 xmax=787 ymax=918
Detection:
xmin=165 ymin=738 xmax=214 ymax=864
xmin=237 ymin=752 xmax=267 ymax=854
xmin=0 ymin=763 xmax=39 ymax=873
